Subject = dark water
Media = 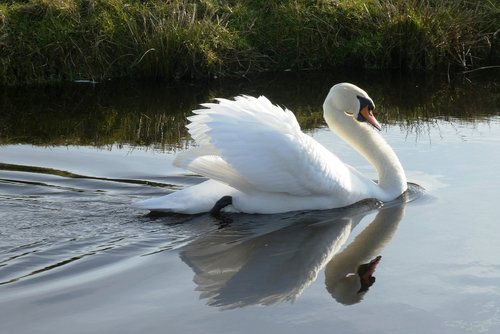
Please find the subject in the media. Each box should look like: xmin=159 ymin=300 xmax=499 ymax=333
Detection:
xmin=1 ymin=71 xmax=500 ymax=333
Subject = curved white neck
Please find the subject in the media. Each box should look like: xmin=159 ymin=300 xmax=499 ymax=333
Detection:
xmin=324 ymin=109 xmax=407 ymax=200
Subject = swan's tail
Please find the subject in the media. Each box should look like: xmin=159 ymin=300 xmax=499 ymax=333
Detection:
xmin=134 ymin=179 xmax=237 ymax=214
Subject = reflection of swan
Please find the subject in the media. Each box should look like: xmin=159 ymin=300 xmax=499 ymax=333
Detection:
xmin=180 ymin=190 xmax=419 ymax=309
xmin=325 ymin=202 xmax=406 ymax=305
xmin=137 ymin=83 xmax=407 ymax=214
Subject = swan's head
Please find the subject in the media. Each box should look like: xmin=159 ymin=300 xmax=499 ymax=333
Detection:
xmin=326 ymin=255 xmax=382 ymax=305
xmin=323 ymin=83 xmax=381 ymax=131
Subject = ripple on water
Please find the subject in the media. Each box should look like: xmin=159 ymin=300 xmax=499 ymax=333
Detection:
xmin=0 ymin=152 xmax=430 ymax=293
xmin=0 ymin=163 xmax=212 ymax=288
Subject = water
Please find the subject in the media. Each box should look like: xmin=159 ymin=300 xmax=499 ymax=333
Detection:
xmin=1 ymin=72 xmax=500 ymax=333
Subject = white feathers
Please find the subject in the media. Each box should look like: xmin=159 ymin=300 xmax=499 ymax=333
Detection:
xmin=176 ymin=95 xmax=351 ymax=197
xmin=136 ymin=83 xmax=408 ymax=214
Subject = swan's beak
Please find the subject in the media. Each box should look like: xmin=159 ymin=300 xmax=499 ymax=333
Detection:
xmin=357 ymin=255 xmax=382 ymax=293
xmin=359 ymin=106 xmax=382 ymax=131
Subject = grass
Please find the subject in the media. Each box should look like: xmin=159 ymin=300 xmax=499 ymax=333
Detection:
xmin=0 ymin=0 xmax=498 ymax=85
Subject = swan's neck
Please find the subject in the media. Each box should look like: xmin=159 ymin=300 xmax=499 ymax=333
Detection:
xmin=325 ymin=110 xmax=407 ymax=199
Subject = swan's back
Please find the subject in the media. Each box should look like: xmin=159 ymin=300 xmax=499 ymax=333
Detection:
xmin=175 ymin=95 xmax=359 ymax=198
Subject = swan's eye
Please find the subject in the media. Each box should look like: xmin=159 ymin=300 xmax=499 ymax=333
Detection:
xmin=357 ymin=95 xmax=374 ymax=112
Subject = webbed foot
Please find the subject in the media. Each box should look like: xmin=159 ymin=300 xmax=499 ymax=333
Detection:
xmin=209 ymin=196 xmax=233 ymax=216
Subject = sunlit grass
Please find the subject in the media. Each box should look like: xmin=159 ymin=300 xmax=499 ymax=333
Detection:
xmin=0 ymin=0 xmax=498 ymax=85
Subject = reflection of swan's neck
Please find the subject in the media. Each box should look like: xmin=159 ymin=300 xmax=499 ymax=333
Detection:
xmin=324 ymin=109 xmax=407 ymax=200
xmin=329 ymin=206 xmax=405 ymax=273
xmin=325 ymin=205 xmax=406 ymax=305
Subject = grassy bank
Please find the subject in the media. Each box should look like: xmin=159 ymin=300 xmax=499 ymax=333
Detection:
xmin=0 ymin=0 xmax=498 ymax=85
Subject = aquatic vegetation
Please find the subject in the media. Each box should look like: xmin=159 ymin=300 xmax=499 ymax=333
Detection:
xmin=0 ymin=0 xmax=498 ymax=85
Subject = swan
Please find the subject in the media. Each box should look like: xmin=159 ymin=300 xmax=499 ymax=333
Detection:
xmin=136 ymin=83 xmax=408 ymax=214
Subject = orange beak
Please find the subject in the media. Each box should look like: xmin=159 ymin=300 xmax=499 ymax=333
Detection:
xmin=360 ymin=106 xmax=381 ymax=131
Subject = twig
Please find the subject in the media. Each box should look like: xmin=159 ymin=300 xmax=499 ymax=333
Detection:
xmin=461 ymin=65 xmax=500 ymax=74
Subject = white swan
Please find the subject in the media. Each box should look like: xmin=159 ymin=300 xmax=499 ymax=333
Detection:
xmin=136 ymin=83 xmax=407 ymax=214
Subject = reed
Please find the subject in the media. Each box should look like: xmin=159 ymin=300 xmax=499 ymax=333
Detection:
xmin=0 ymin=0 xmax=498 ymax=85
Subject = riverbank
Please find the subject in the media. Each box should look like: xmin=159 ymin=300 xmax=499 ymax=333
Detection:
xmin=0 ymin=0 xmax=498 ymax=86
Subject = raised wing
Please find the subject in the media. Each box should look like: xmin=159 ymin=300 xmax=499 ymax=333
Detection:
xmin=176 ymin=95 xmax=353 ymax=196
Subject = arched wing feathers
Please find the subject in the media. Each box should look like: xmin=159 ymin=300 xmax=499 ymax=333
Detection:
xmin=175 ymin=95 xmax=351 ymax=196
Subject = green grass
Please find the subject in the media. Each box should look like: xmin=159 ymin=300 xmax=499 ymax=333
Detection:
xmin=0 ymin=0 xmax=498 ymax=85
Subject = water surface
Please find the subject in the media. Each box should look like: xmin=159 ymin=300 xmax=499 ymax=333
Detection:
xmin=1 ymin=72 xmax=500 ymax=333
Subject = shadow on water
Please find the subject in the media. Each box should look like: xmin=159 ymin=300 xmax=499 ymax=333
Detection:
xmin=178 ymin=183 xmax=425 ymax=309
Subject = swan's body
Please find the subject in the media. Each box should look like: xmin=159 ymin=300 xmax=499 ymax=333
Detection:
xmin=137 ymin=83 xmax=407 ymax=214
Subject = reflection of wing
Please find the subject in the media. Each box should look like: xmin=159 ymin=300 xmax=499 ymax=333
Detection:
xmin=175 ymin=96 xmax=353 ymax=196
xmin=180 ymin=213 xmax=358 ymax=309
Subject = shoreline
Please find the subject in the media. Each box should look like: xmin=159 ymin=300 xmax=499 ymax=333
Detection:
xmin=0 ymin=0 xmax=498 ymax=86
